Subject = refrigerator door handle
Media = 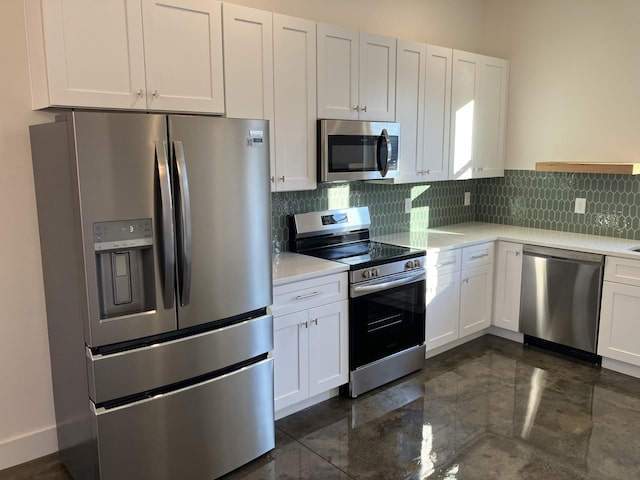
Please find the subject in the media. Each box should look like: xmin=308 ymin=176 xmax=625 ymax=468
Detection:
xmin=173 ymin=141 xmax=192 ymax=306
xmin=155 ymin=140 xmax=175 ymax=309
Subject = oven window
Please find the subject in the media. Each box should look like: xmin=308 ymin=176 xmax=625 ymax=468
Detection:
xmin=349 ymin=280 xmax=425 ymax=368
xmin=328 ymin=135 xmax=378 ymax=172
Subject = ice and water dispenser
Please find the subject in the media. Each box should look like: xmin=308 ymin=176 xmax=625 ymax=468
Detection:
xmin=93 ymin=219 xmax=155 ymax=318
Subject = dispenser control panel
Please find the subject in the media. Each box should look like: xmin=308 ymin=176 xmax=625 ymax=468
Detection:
xmin=93 ymin=219 xmax=153 ymax=251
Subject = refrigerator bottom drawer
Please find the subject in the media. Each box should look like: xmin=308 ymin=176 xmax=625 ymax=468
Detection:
xmin=92 ymin=358 xmax=274 ymax=480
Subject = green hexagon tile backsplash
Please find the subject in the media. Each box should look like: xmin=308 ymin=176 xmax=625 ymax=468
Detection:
xmin=272 ymin=170 xmax=640 ymax=251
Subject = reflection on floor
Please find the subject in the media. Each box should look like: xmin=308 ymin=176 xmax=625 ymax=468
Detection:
xmin=3 ymin=336 xmax=640 ymax=479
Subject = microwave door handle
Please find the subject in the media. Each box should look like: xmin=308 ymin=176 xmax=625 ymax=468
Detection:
xmin=377 ymin=128 xmax=392 ymax=177
xmin=155 ymin=140 xmax=175 ymax=309
xmin=173 ymin=141 xmax=192 ymax=307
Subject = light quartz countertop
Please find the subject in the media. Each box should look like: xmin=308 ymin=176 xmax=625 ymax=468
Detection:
xmin=376 ymin=222 xmax=640 ymax=259
xmin=272 ymin=251 xmax=348 ymax=287
xmin=272 ymin=223 xmax=640 ymax=287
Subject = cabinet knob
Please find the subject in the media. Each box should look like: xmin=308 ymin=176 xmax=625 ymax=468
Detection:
xmin=279 ymin=176 xmax=285 ymax=182
xmin=300 ymin=321 xmax=308 ymax=328
xmin=353 ymin=105 xmax=360 ymax=111
xmin=362 ymin=105 xmax=367 ymax=112
xmin=270 ymin=176 xmax=276 ymax=183
xmin=136 ymin=89 xmax=143 ymax=98
xmin=311 ymin=318 xmax=318 ymax=326
xmin=152 ymin=90 xmax=159 ymax=99
xmin=425 ymin=169 xmax=430 ymax=174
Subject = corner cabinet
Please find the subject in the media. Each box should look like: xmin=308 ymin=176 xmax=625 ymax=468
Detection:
xmin=598 ymin=257 xmax=640 ymax=366
xmin=25 ymin=0 xmax=224 ymax=113
xmin=317 ymin=23 xmax=396 ymax=121
xmin=493 ymin=242 xmax=523 ymax=332
xmin=395 ymin=41 xmax=452 ymax=183
xmin=449 ymin=51 xmax=508 ymax=180
xmin=425 ymin=242 xmax=494 ymax=353
xmin=271 ymin=273 xmax=348 ymax=414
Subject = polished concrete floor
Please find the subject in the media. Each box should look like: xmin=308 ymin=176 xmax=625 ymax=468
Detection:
xmin=3 ymin=336 xmax=640 ymax=479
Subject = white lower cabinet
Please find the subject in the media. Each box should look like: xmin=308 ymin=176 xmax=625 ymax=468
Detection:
xmin=492 ymin=241 xmax=523 ymax=332
xmin=426 ymin=242 xmax=494 ymax=353
xmin=598 ymin=257 xmax=640 ymax=366
xmin=272 ymin=273 xmax=348 ymax=413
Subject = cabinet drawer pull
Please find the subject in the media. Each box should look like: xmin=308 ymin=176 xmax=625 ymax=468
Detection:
xmin=295 ymin=291 xmax=322 ymax=300
xmin=436 ymin=260 xmax=456 ymax=268
xmin=311 ymin=318 xmax=318 ymax=326
xmin=300 ymin=321 xmax=308 ymax=328
xmin=470 ymin=253 xmax=489 ymax=260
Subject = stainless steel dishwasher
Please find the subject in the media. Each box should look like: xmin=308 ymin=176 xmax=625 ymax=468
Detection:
xmin=519 ymin=245 xmax=604 ymax=354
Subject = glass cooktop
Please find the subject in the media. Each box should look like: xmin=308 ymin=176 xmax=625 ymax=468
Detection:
xmin=307 ymin=241 xmax=425 ymax=269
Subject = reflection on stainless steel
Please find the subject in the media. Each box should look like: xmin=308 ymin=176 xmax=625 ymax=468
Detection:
xmin=521 ymin=367 xmax=548 ymax=440
xmin=520 ymin=245 xmax=604 ymax=354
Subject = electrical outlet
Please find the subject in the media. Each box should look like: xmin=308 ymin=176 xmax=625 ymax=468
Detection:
xmin=575 ymin=197 xmax=586 ymax=214
xmin=404 ymin=198 xmax=412 ymax=213
xmin=464 ymin=192 xmax=471 ymax=206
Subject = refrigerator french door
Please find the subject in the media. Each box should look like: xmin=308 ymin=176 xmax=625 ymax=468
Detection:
xmin=30 ymin=111 xmax=274 ymax=480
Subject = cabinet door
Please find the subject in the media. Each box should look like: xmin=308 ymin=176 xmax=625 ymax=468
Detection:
xmin=459 ymin=264 xmax=493 ymax=337
xmin=449 ymin=50 xmax=479 ymax=180
xmin=274 ymin=310 xmax=309 ymax=411
xmin=141 ymin=0 xmax=224 ymax=113
xmin=308 ymin=301 xmax=348 ymax=396
xmin=423 ymin=45 xmax=452 ymax=181
xmin=272 ymin=14 xmax=317 ymax=192
xmin=395 ymin=39 xmax=426 ymax=184
xmin=222 ymin=4 xmax=273 ymax=120
xmin=598 ymin=281 xmax=640 ymax=366
xmin=317 ymin=23 xmax=359 ymax=120
xmin=475 ymin=55 xmax=508 ymax=178
xmin=358 ymin=33 xmax=396 ymax=121
xmin=493 ymin=242 xmax=523 ymax=332
xmin=426 ymin=271 xmax=460 ymax=351
xmin=28 ymin=0 xmax=146 ymax=110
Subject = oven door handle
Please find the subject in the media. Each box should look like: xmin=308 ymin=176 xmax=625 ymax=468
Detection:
xmin=351 ymin=271 xmax=425 ymax=297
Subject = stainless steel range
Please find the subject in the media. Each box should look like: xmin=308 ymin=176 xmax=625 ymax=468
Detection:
xmin=289 ymin=207 xmax=426 ymax=397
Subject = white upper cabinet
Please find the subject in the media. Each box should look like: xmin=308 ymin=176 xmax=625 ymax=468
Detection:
xmin=358 ymin=32 xmax=396 ymax=121
xmin=395 ymin=41 xmax=451 ymax=183
xmin=25 ymin=0 xmax=224 ymax=113
xmin=449 ymin=50 xmax=508 ymax=179
xmin=141 ymin=0 xmax=225 ymax=113
xmin=317 ymin=23 xmax=396 ymax=121
xmin=25 ymin=0 xmax=146 ymax=110
xmin=222 ymin=4 xmax=273 ymax=120
xmin=272 ymin=14 xmax=317 ymax=192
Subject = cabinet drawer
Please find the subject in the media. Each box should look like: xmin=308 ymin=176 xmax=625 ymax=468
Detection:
xmin=604 ymin=256 xmax=640 ymax=286
xmin=271 ymin=273 xmax=348 ymax=316
xmin=426 ymin=249 xmax=461 ymax=276
xmin=462 ymin=242 xmax=494 ymax=269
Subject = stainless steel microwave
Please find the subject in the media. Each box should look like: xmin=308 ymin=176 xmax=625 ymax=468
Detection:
xmin=318 ymin=120 xmax=400 ymax=183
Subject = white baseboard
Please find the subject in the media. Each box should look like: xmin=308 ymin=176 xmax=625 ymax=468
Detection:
xmin=601 ymin=357 xmax=640 ymax=379
xmin=425 ymin=329 xmax=488 ymax=359
xmin=275 ymin=388 xmax=339 ymax=420
xmin=488 ymin=325 xmax=524 ymax=343
xmin=0 ymin=425 xmax=58 ymax=470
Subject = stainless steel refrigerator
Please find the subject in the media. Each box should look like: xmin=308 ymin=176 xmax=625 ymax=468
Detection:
xmin=29 ymin=111 xmax=274 ymax=479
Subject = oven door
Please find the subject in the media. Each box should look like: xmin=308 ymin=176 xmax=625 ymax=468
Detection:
xmin=349 ymin=273 xmax=425 ymax=369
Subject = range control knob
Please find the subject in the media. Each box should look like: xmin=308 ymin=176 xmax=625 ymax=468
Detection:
xmin=373 ymin=268 xmax=379 ymax=277
xmin=405 ymin=260 xmax=414 ymax=269
xmin=363 ymin=270 xmax=370 ymax=279
xmin=414 ymin=259 xmax=421 ymax=267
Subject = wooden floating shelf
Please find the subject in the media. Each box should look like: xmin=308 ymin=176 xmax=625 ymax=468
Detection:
xmin=535 ymin=162 xmax=640 ymax=175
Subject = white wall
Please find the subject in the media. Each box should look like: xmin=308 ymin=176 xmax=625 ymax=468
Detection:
xmin=0 ymin=0 xmax=57 ymax=470
xmin=483 ymin=0 xmax=640 ymax=169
